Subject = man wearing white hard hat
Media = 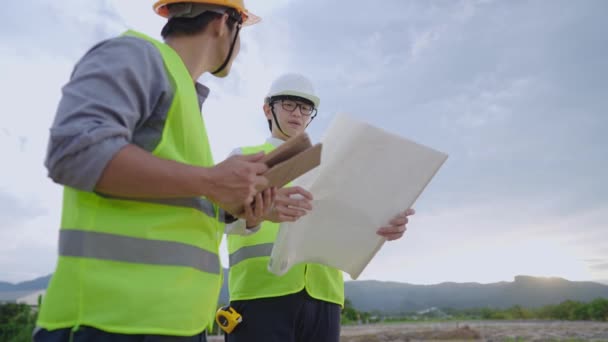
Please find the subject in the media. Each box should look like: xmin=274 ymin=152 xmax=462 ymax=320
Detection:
xmin=224 ymin=73 xmax=416 ymax=341
xmin=34 ymin=1 xmax=302 ymax=341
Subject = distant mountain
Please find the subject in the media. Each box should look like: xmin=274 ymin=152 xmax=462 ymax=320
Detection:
xmin=0 ymin=275 xmax=51 ymax=292
xmin=345 ymin=275 xmax=608 ymax=314
xmin=4 ymin=274 xmax=607 ymax=315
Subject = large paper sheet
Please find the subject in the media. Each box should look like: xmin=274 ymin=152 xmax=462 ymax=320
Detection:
xmin=268 ymin=114 xmax=448 ymax=279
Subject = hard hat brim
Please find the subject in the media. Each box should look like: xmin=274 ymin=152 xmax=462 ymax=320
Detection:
xmin=242 ymin=11 xmax=261 ymax=26
xmin=269 ymin=90 xmax=320 ymax=108
xmin=153 ymin=0 xmax=261 ymax=26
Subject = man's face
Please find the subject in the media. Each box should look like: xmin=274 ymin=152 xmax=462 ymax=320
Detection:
xmin=265 ymin=97 xmax=315 ymax=139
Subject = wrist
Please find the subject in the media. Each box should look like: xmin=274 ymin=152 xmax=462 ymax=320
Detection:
xmin=194 ymin=166 xmax=217 ymax=199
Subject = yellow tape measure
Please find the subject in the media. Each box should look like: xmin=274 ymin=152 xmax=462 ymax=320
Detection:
xmin=215 ymin=306 xmax=242 ymax=334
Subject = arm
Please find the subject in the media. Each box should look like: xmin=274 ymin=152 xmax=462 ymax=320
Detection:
xmin=95 ymin=144 xmax=266 ymax=200
xmin=45 ymin=37 xmax=267 ymax=215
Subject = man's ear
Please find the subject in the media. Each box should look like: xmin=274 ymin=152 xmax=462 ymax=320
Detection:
xmin=263 ymin=103 xmax=272 ymax=120
xmin=213 ymin=13 xmax=229 ymax=37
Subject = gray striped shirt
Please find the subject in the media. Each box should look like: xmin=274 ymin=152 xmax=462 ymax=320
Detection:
xmin=45 ymin=35 xmax=210 ymax=191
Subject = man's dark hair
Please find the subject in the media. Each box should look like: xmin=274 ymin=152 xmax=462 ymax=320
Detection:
xmin=161 ymin=8 xmax=240 ymax=39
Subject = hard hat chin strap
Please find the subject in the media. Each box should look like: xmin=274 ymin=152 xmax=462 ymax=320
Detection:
xmin=305 ymin=113 xmax=317 ymax=128
xmin=212 ymin=23 xmax=241 ymax=75
xmin=270 ymin=105 xmax=291 ymax=138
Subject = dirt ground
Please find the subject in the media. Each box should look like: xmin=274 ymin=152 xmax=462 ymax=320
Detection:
xmin=208 ymin=321 xmax=608 ymax=341
xmin=339 ymin=321 xmax=608 ymax=341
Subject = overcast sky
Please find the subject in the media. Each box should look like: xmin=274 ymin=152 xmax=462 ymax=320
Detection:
xmin=1 ymin=0 xmax=607 ymax=285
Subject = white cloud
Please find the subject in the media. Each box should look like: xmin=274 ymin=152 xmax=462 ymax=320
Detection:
xmin=0 ymin=46 xmax=75 ymax=283
xmin=410 ymin=28 xmax=441 ymax=60
xmin=360 ymin=200 xmax=607 ymax=284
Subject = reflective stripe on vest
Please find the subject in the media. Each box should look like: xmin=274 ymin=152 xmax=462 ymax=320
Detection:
xmin=229 ymin=243 xmax=274 ymax=267
xmin=60 ymin=230 xmax=220 ymax=274
xmin=126 ymin=197 xmax=217 ymax=218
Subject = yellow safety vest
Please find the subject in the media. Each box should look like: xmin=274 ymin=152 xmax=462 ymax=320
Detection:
xmin=227 ymin=143 xmax=344 ymax=306
xmin=37 ymin=30 xmax=223 ymax=336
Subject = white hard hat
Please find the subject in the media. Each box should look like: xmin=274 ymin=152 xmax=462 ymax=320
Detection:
xmin=266 ymin=73 xmax=320 ymax=108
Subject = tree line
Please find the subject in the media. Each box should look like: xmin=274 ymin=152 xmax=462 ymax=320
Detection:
xmin=341 ymin=297 xmax=608 ymax=324
xmin=0 ymin=303 xmax=36 ymax=342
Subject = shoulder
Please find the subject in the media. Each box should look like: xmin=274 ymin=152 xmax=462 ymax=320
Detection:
xmin=68 ymin=35 xmax=172 ymax=101
xmin=75 ymin=35 xmax=165 ymax=77
xmin=88 ymin=35 xmax=160 ymax=59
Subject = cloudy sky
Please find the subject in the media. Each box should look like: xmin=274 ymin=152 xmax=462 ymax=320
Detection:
xmin=1 ymin=0 xmax=607 ymax=285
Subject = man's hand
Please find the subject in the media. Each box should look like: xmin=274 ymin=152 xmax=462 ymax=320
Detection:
xmin=204 ymin=153 xmax=269 ymax=217
xmin=265 ymin=186 xmax=313 ymax=223
xmin=243 ymin=188 xmax=276 ymax=228
xmin=377 ymin=208 xmax=416 ymax=241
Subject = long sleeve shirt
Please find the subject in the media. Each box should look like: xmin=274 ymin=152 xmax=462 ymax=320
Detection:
xmin=45 ymin=35 xmax=254 ymax=235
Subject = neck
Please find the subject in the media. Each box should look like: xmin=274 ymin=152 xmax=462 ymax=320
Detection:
xmin=166 ymin=34 xmax=216 ymax=81
xmin=271 ymin=131 xmax=289 ymax=141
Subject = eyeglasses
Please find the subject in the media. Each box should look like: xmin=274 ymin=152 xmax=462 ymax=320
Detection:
xmin=274 ymin=99 xmax=317 ymax=117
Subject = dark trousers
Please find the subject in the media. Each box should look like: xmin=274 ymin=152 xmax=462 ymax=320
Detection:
xmin=225 ymin=290 xmax=341 ymax=342
xmin=33 ymin=326 xmax=207 ymax=342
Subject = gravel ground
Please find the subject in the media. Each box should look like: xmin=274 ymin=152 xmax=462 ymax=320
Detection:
xmin=339 ymin=321 xmax=608 ymax=341
xmin=209 ymin=321 xmax=608 ymax=341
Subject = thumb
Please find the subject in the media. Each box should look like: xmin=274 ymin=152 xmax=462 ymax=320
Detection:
xmin=237 ymin=152 xmax=266 ymax=163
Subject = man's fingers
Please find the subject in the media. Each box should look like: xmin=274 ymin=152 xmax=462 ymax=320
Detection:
xmin=276 ymin=196 xmax=312 ymax=211
xmin=266 ymin=188 xmax=277 ymax=213
xmin=281 ymin=186 xmax=314 ymax=200
xmin=277 ymin=214 xmax=298 ymax=222
xmin=390 ymin=216 xmax=408 ymax=226
xmin=254 ymin=193 xmax=263 ymax=216
xmin=387 ymin=208 xmax=415 ymax=225
xmin=244 ymin=199 xmax=254 ymax=219
xmin=381 ymin=232 xmax=405 ymax=241
xmin=377 ymin=225 xmax=406 ymax=235
xmin=244 ymin=193 xmax=255 ymax=208
xmin=258 ymin=189 xmax=268 ymax=209
xmin=270 ymin=187 xmax=277 ymax=203
xmin=262 ymin=189 xmax=272 ymax=210
xmin=284 ymin=198 xmax=312 ymax=211
xmin=276 ymin=206 xmax=307 ymax=218
xmin=377 ymin=225 xmax=407 ymax=241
